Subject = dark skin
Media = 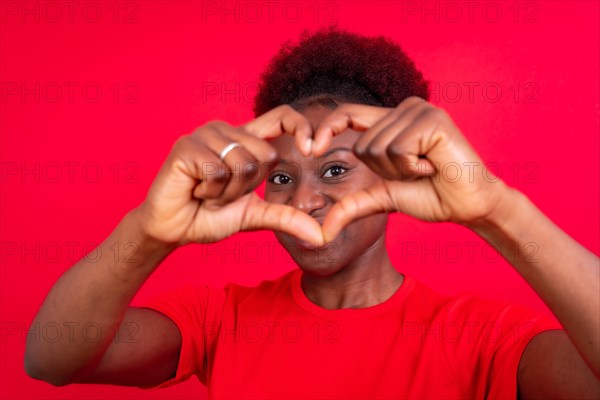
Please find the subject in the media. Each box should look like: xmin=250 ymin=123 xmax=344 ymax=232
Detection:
xmin=265 ymin=105 xmax=403 ymax=309
xmin=24 ymin=99 xmax=599 ymax=398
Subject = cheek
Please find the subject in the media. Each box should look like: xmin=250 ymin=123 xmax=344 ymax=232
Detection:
xmin=332 ymin=163 xmax=383 ymax=194
xmin=263 ymin=187 xmax=284 ymax=203
xmin=263 ymin=189 xmax=274 ymax=202
xmin=327 ymin=176 xmax=381 ymax=202
xmin=342 ymin=213 xmax=388 ymax=242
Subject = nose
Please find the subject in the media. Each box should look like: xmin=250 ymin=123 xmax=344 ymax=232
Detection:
xmin=288 ymin=179 xmax=328 ymax=217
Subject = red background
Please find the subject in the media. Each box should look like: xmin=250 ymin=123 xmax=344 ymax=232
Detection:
xmin=1 ymin=1 xmax=599 ymax=399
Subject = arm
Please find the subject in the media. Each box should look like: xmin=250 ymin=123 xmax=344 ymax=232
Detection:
xmin=25 ymin=107 xmax=323 ymax=387
xmin=471 ymin=187 xmax=600 ymax=397
xmin=24 ymin=210 xmax=179 ymax=387
xmin=316 ymin=98 xmax=599 ymax=397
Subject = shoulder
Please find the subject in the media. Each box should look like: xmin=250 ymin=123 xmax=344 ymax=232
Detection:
xmin=404 ymin=278 xmax=564 ymax=398
xmin=404 ymin=277 xmax=561 ymax=341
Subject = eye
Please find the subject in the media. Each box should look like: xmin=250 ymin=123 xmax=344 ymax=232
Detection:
xmin=269 ymin=174 xmax=293 ymax=185
xmin=323 ymin=165 xmax=347 ymax=178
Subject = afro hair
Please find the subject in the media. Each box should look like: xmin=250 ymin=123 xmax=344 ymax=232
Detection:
xmin=253 ymin=26 xmax=430 ymax=117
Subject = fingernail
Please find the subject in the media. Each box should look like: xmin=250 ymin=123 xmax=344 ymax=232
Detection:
xmin=321 ymin=229 xmax=332 ymax=244
xmin=314 ymin=228 xmax=325 ymax=246
xmin=306 ymin=138 xmax=313 ymax=156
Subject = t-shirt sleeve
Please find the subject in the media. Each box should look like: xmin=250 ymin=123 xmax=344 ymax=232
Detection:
xmin=138 ymin=285 xmax=227 ymax=389
xmin=441 ymin=296 xmax=563 ymax=399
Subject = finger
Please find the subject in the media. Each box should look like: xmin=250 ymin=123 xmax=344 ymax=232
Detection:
xmin=243 ymin=105 xmax=313 ymax=156
xmin=165 ymin=136 xmax=228 ymax=201
xmin=217 ymin=123 xmax=278 ymax=192
xmin=202 ymin=133 xmax=262 ymax=205
xmin=351 ymin=114 xmax=415 ymax=180
xmin=312 ymin=104 xmax=391 ymax=156
xmin=385 ymin=109 xmax=443 ymax=180
xmin=322 ymin=179 xmax=443 ymax=242
xmin=321 ymin=182 xmax=396 ymax=242
xmin=350 ymin=113 xmax=405 ymax=179
xmin=315 ymin=97 xmax=429 ymax=157
xmin=354 ymin=96 xmax=427 ymax=154
xmin=225 ymin=127 xmax=278 ymax=165
xmin=240 ymin=194 xmax=324 ymax=245
xmin=359 ymin=117 xmax=435 ymax=181
xmin=192 ymin=162 xmax=228 ymax=200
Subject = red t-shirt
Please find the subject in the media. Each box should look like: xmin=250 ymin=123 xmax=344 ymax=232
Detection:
xmin=141 ymin=269 xmax=562 ymax=399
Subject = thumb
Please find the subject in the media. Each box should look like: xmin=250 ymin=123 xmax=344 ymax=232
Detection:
xmin=240 ymin=193 xmax=325 ymax=245
xmin=322 ymin=181 xmax=398 ymax=243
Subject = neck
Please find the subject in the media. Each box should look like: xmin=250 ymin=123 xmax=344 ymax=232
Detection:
xmin=300 ymin=235 xmax=404 ymax=310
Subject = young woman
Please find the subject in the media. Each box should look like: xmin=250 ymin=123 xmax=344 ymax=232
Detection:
xmin=25 ymin=28 xmax=599 ymax=398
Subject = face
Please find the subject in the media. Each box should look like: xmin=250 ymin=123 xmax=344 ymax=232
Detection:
xmin=264 ymin=104 xmax=388 ymax=277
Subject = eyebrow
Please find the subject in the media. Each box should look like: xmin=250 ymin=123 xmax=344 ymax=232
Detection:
xmin=318 ymin=147 xmax=353 ymax=159
xmin=275 ymin=147 xmax=353 ymax=166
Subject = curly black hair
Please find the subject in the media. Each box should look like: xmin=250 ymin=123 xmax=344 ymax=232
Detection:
xmin=253 ymin=26 xmax=430 ymax=117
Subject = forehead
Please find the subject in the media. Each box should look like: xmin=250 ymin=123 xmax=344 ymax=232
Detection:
xmin=269 ymin=104 xmax=361 ymax=157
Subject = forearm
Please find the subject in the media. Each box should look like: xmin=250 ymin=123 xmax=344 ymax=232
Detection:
xmin=470 ymin=187 xmax=600 ymax=376
xmin=25 ymin=208 xmax=175 ymax=385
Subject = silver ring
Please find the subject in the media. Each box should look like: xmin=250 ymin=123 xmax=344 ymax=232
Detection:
xmin=219 ymin=142 xmax=241 ymax=160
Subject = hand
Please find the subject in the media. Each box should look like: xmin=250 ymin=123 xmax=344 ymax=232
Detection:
xmin=313 ymin=97 xmax=510 ymax=242
xmin=136 ymin=106 xmax=323 ymax=245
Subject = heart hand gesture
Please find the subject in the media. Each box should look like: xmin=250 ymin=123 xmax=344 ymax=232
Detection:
xmin=137 ymin=98 xmax=508 ymax=247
